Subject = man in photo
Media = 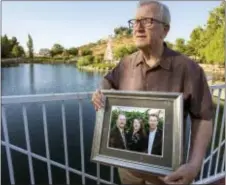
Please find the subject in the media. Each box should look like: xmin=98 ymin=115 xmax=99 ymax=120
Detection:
xmin=146 ymin=114 xmax=162 ymax=156
xmin=109 ymin=113 xmax=128 ymax=150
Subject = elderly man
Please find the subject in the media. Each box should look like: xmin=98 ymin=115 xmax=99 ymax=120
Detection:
xmin=109 ymin=114 xmax=128 ymax=150
xmin=92 ymin=1 xmax=213 ymax=184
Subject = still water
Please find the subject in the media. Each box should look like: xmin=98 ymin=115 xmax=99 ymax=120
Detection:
xmin=2 ymin=64 xmax=104 ymax=95
xmin=1 ymin=64 xmax=121 ymax=184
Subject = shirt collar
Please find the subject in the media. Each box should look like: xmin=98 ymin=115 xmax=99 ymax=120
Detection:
xmin=149 ymin=128 xmax=157 ymax=134
xmin=134 ymin=42 xmax=173 ymax=70
xmin=118 ymin=127 xmax=124 ymax=133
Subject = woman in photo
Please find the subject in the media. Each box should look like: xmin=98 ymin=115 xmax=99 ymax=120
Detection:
xmin=127 ymin=118 xmax=147 ymax=153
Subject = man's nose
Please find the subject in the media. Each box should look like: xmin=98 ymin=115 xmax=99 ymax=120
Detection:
xmin=135 ymin=27 xmax=145 ymax=33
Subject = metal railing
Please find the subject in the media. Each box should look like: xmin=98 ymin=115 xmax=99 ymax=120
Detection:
xmin=1 ymin=84 xmax=225 ymax=185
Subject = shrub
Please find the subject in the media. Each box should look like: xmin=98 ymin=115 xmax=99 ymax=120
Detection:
xmin=77 ymin=55 xmax=94 ymax=66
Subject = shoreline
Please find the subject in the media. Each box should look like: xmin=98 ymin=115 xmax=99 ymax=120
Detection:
xmin=77 ymin=65 xmax=111 ymax=72
xmin=1 ymin=57 xmax=77 ymax=66
xmin=2 ymin=58 xmax=224 ymax=73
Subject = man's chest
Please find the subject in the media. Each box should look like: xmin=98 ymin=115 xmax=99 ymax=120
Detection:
xmin=118 ymin=65 xmax=185 ymax=93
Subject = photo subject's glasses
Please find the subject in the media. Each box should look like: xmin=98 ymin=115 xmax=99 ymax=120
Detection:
xmin=128 ymin=17 xmax=168 ymax=29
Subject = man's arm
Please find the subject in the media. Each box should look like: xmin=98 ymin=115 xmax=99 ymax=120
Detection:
xmin=161 ymin=61 xmax=214 ymax=184
xmin=188 ymin=118 xmax=213 ymax=172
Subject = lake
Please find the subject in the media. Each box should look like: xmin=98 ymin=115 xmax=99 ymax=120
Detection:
xmin=1 ymin=63 xmax=223 ymax=184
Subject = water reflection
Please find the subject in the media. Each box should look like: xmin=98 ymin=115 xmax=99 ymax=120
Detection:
xmin=2 ymin=64 xmax=104 ymax=96
xmin=29 ymin=64 xmax=35 ymax=94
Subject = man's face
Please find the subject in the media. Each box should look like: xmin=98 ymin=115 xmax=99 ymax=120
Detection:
xmin=117 ymin=115 xmax=126 ymax=129
xmin=149 ymin=116 xmax=158 ymax=130
xmin=132 ymin=3 xmax=169 ymax=49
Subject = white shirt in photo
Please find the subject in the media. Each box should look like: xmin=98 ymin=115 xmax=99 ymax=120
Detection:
xmin=148 ymin=128 xmax=157 ymax=154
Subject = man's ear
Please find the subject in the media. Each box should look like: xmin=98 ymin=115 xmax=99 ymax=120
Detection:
xmin=163 ymin=25 xmax=170 ymax=38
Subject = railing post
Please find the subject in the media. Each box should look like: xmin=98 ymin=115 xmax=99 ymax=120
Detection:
xmin=207 ymin=89 xmax=222 ymax=177
xmin=42 ymin=104 xmax=53 ymax=184
xmin=79 ymin=100 xmax=86 ymax=185
xmin=22 ymin=105 xmax=35 ymax=184
xmin=214 ymin=106 xmax=225 ymax=175
xmin=2 ymin=107 xmax=15 ymax=184
xmin=110 ymin=166 xmax=114 ymax=184
xmin=96 ymin=163 xmax=100 ymax=185
xmin=61 ymin=102 xmax=70 ymax=185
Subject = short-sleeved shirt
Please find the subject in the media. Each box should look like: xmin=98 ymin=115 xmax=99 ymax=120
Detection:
xmin=101 ymin=43 xmax=214 ymax=122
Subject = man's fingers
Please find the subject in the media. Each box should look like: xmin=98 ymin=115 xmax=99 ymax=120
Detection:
xmin=91 ymin=89 xmax=106 ymax=111
xmin=93 ymin=101 xmax=102 ymax=110
xmin=93 ymin=95 xmax=104 ymax=107
xmin=164 ymin=171 xmax=181 ymax=182
xmin=158 ymin=176 xmax=165 ymax=182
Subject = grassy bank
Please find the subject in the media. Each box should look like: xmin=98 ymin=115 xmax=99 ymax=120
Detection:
xmin=1 ymin=57 xmax=77 ymax=66
xmin=77 ymin=62 xmax=116 ymax=72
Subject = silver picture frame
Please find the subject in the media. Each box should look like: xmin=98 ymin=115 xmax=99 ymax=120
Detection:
xmin=91 ymin=89 xmax=184 ymax=176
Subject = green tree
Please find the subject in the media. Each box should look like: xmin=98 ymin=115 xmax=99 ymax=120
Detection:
xmin=68 ymin=47 xmax=78 ymax=56
xmin=51 ymin=44 xmax=64 ymax=56
xmin=27 ymin=34 xmax=34 ymax=58
xmin=202 ymin=26 xmax=224 ymax=65
xmin=114 ymin=26 xmax=132 ymax=36
xmin=77 ymin=55 xmax=94 ymax=66
xmin=126 ymin=45 xmax=138 ymax=54
xmin=94 ymin=53 xmax=104 ymax=64
xmin=186 ymin=27 xmax=204 ymax=57
xmin=114 ymin=46 xmax=129 ymax=59
xmin=11 ymin=45 xmax=25 ymax=57
xmin=198 ymin=3 xmax=224 ymax=64
xmin=1 ymin=35 xmax=11 ymax=58
xmin=9 ymin=36 xmax=19 ymax=52
xmin=174 ymin=38 xmax=187 ymax=54
xmin=113 ymin=45 xmax=137 ymax=59
xmin=62 ymin=49 xmax=70 ymax=60
xmin=80 ymin=48 xmax=93 ymax=56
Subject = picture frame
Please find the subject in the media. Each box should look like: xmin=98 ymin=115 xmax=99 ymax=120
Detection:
xmin=91 ymin=90 xmax=184 ymax=176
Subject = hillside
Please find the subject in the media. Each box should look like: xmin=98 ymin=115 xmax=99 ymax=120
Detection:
xmin=77 ymin=34 xmax=134 ymax=56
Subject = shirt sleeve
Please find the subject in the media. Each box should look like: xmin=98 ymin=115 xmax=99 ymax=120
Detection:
xmin=100 ymin=61 xmax=122 ymax=90
xmin=187 ymin=64 xmax=214 ymax=121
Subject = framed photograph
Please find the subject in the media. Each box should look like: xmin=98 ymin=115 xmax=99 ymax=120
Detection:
xmin=91 ymin=90 xmax=183 ymax=176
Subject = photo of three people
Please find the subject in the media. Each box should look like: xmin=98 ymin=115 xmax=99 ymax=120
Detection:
xmin=108 ymin=106 xmax=165 ymax=157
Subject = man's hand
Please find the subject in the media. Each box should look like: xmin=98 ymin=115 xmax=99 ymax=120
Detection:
xmin=91 ymin=89 xmax=105 ymax=111
xmin=159 ymin=163 xmax=200 ymax=184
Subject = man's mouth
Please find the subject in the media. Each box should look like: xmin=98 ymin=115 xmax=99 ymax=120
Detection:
xmin=136 ymin=35 xmax=146 ymax=38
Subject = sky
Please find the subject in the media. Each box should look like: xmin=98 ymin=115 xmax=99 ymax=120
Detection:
xmin=2 ymin=1 xmax=221 ymax=53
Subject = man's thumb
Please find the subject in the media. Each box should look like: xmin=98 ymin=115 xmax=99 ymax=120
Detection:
xmin=164 ymin=171 xmax=180 ymax=182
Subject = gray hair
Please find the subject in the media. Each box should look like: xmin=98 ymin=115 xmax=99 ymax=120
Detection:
xmin=138 ymin=0 xmax=171 ymax=26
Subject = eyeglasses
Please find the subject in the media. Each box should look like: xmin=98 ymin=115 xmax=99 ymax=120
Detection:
xmin=128 ymin=17 xmax=168 ymax=29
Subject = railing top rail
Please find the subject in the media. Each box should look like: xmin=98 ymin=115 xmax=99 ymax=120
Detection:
xmin=1 ymin=84 xmax=225 ymax=105
xmin=209 ymin=84 xmax=225 ymax=90
xmin=1 ymin=92 xmax=93 ymax=104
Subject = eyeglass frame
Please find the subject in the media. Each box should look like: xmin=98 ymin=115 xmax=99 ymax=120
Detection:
xmin=128 ymin=17 xmax=169 ymax=29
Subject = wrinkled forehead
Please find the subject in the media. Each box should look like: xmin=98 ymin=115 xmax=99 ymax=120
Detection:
xmin=135 ymin=3 xmax=161 ymax=19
